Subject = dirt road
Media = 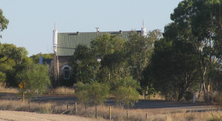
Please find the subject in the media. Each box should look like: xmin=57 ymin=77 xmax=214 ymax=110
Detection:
xmin=0 ymin=110 xmax=103 ymax=121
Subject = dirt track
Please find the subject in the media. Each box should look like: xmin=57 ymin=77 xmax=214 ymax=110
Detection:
xmin=0 ymin=110 xmax=103 ymax=121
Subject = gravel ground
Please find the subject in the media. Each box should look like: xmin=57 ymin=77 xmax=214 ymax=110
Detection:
xmin=0 ymin=110 xmax=104 ymax=121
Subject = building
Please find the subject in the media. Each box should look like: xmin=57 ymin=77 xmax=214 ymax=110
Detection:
xmin=52 ymin=24 xmax=146 ymax=86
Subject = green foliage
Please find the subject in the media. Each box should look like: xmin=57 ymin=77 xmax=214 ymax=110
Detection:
xmin=90 ymin=33 xmax=126 ymax=58
xmin=125 ymin=30 xmax=162 ymax=95
xmin=0 ymin=71 xmax=6 ymax=82
xmin=30 ymin=53 xmax=53 ymax=63
xmin=75 ymin=81 xmax=109 ymax=106
xmin=69 ymin=44 xmax=99 ymax=83
xmin=140 ymin=0 xmax=222 ymax=101
xmin=0 ymin=9 xmax=9 ymax=32
xmin=16 ymin=63 xmax=51 ymax=97
xmin=168 ymin=0 xmax=222 ymax=96
xmin=108 ymin=75 xmax=139 ymax=91
xmin=75 ymin=82 xmax=90 ymax=106
xmin=143 ymin=38 xmax=201 ymax=101
xmin=0 ymin=44 xmax=28 ymax=64
xmin=0 ymin=43 xmax=31 ymax=87
xmin=112 ymin=86 xmax=139 ymax=108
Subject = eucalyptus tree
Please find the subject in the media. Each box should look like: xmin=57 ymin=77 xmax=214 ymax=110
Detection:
xmin=170 ymin=0 xmax=222 ymax=94
xmin=125 ymin=30 xmax=162 ymax=95
xmin=143 ymin=38 xmax=201 ymax=101
xmin=0 ymin=44 xmax=31 ymax=86
xmin=90 ymin=33 xmax=128 ymax=84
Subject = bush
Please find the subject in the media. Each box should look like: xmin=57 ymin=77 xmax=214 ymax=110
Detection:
xmin=112 ymin=86 xmax=139 ymax=108
xmin=76 ymin=81 xmax=109 ymax=106
xmin=204 ymin=91 xmax=217 ymax=103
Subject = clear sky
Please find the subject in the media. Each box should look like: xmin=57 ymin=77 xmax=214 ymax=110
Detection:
xmin=1 ymin=0 xmax=182 ymax=57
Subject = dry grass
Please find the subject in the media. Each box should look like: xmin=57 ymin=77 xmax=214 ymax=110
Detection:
xmin=0 ymin=85 xmax=221 ymax=120
xmin=0 ymin=99 xmax=221 ymax=121
xmin=46 ymin=87 xmax=75 ymax=95
xmin=0 ymin=84 xmax=18 ymax=93
xmin=0 ymin=84 xmax=76 ymax=96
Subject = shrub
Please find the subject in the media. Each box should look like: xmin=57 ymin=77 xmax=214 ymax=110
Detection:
xmin=112 ymin=86 xmax=139 ymax=108
xmin=204 ymin=91 xmax=217 ymax=103
xmin=76 ymin=81 xmax=109 ymax=106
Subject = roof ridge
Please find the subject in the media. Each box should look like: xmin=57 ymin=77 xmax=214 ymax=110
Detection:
xmin=58 ymin=30 xmax=141 ymax=34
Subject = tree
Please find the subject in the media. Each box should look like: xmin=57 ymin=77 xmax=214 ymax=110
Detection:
xmin=0 ymin=9 xmax=9 ymax=38
xmin=0 ymin=44 xmax=30 ymax=86
xmin=143 ymin=38 xmax=201 ymax=101
xmin=16 ymin=63 xmax=51 ymax=99
xmin=90 ymin=33 xmax=126 ymax=59
xmin=112 ymin=86 xmax=139 ymax=108
xmin=75 ymin=81 xmax=109 ymax=113
xmin=70 ymin=33 xmax=126 ymax=84
xmin=0 ymin=44 xmax=27 ymax=64
xmin=110 ymin=76 xmax=139 ymax=107
xmin=69 ymin=44 xmax=99 ymax=84
xmin=169 ymin=0 xmax=222 ymax=96
xmin=0 ymin=9 xmax=9 ymax=32
xmin=125 ymin=30 xmax=162 ymax=95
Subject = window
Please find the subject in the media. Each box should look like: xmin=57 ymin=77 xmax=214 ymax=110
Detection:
xmin=62 ymin=65 xmax=71 ymax=80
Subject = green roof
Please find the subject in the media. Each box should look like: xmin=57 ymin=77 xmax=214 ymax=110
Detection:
xmin=57 ymin=30 xmax=141 ymax=56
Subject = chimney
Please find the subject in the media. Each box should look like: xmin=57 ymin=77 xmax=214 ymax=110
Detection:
xmin=96 ymin=27 xmax=99 ymax=37
xmin=39 ymin=52 xmax=43 ymax=64
xmin=119 ymin=30 xmax=122 ymax=34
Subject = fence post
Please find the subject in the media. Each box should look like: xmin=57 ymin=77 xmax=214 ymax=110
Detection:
xmin=95 ymin=106 xmax=98 ymax=118
xmin=109 ymin=106 xmax=111 ymax=120
xmin=75 ymin=102 xmax=77 ymax=114
xmin=126 ymin=109 xmax=128 ymax=121
xmin=146 ymin=113 xmax=148 ymax=121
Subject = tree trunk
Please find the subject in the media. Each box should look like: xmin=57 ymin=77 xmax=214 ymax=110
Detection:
xmin=198 ymin=59 xmax=206 ymax=99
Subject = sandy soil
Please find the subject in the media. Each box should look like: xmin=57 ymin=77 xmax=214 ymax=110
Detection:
xmin=0 ymin=110 xmax=104 ymax=121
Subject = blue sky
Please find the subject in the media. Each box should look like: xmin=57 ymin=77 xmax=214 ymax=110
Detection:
xmin=1 ymin=0 xmax=182 ymax=57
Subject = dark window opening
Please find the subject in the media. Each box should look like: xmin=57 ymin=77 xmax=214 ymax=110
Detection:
xmin=63 ymin=67 xmax=70 ymax=79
